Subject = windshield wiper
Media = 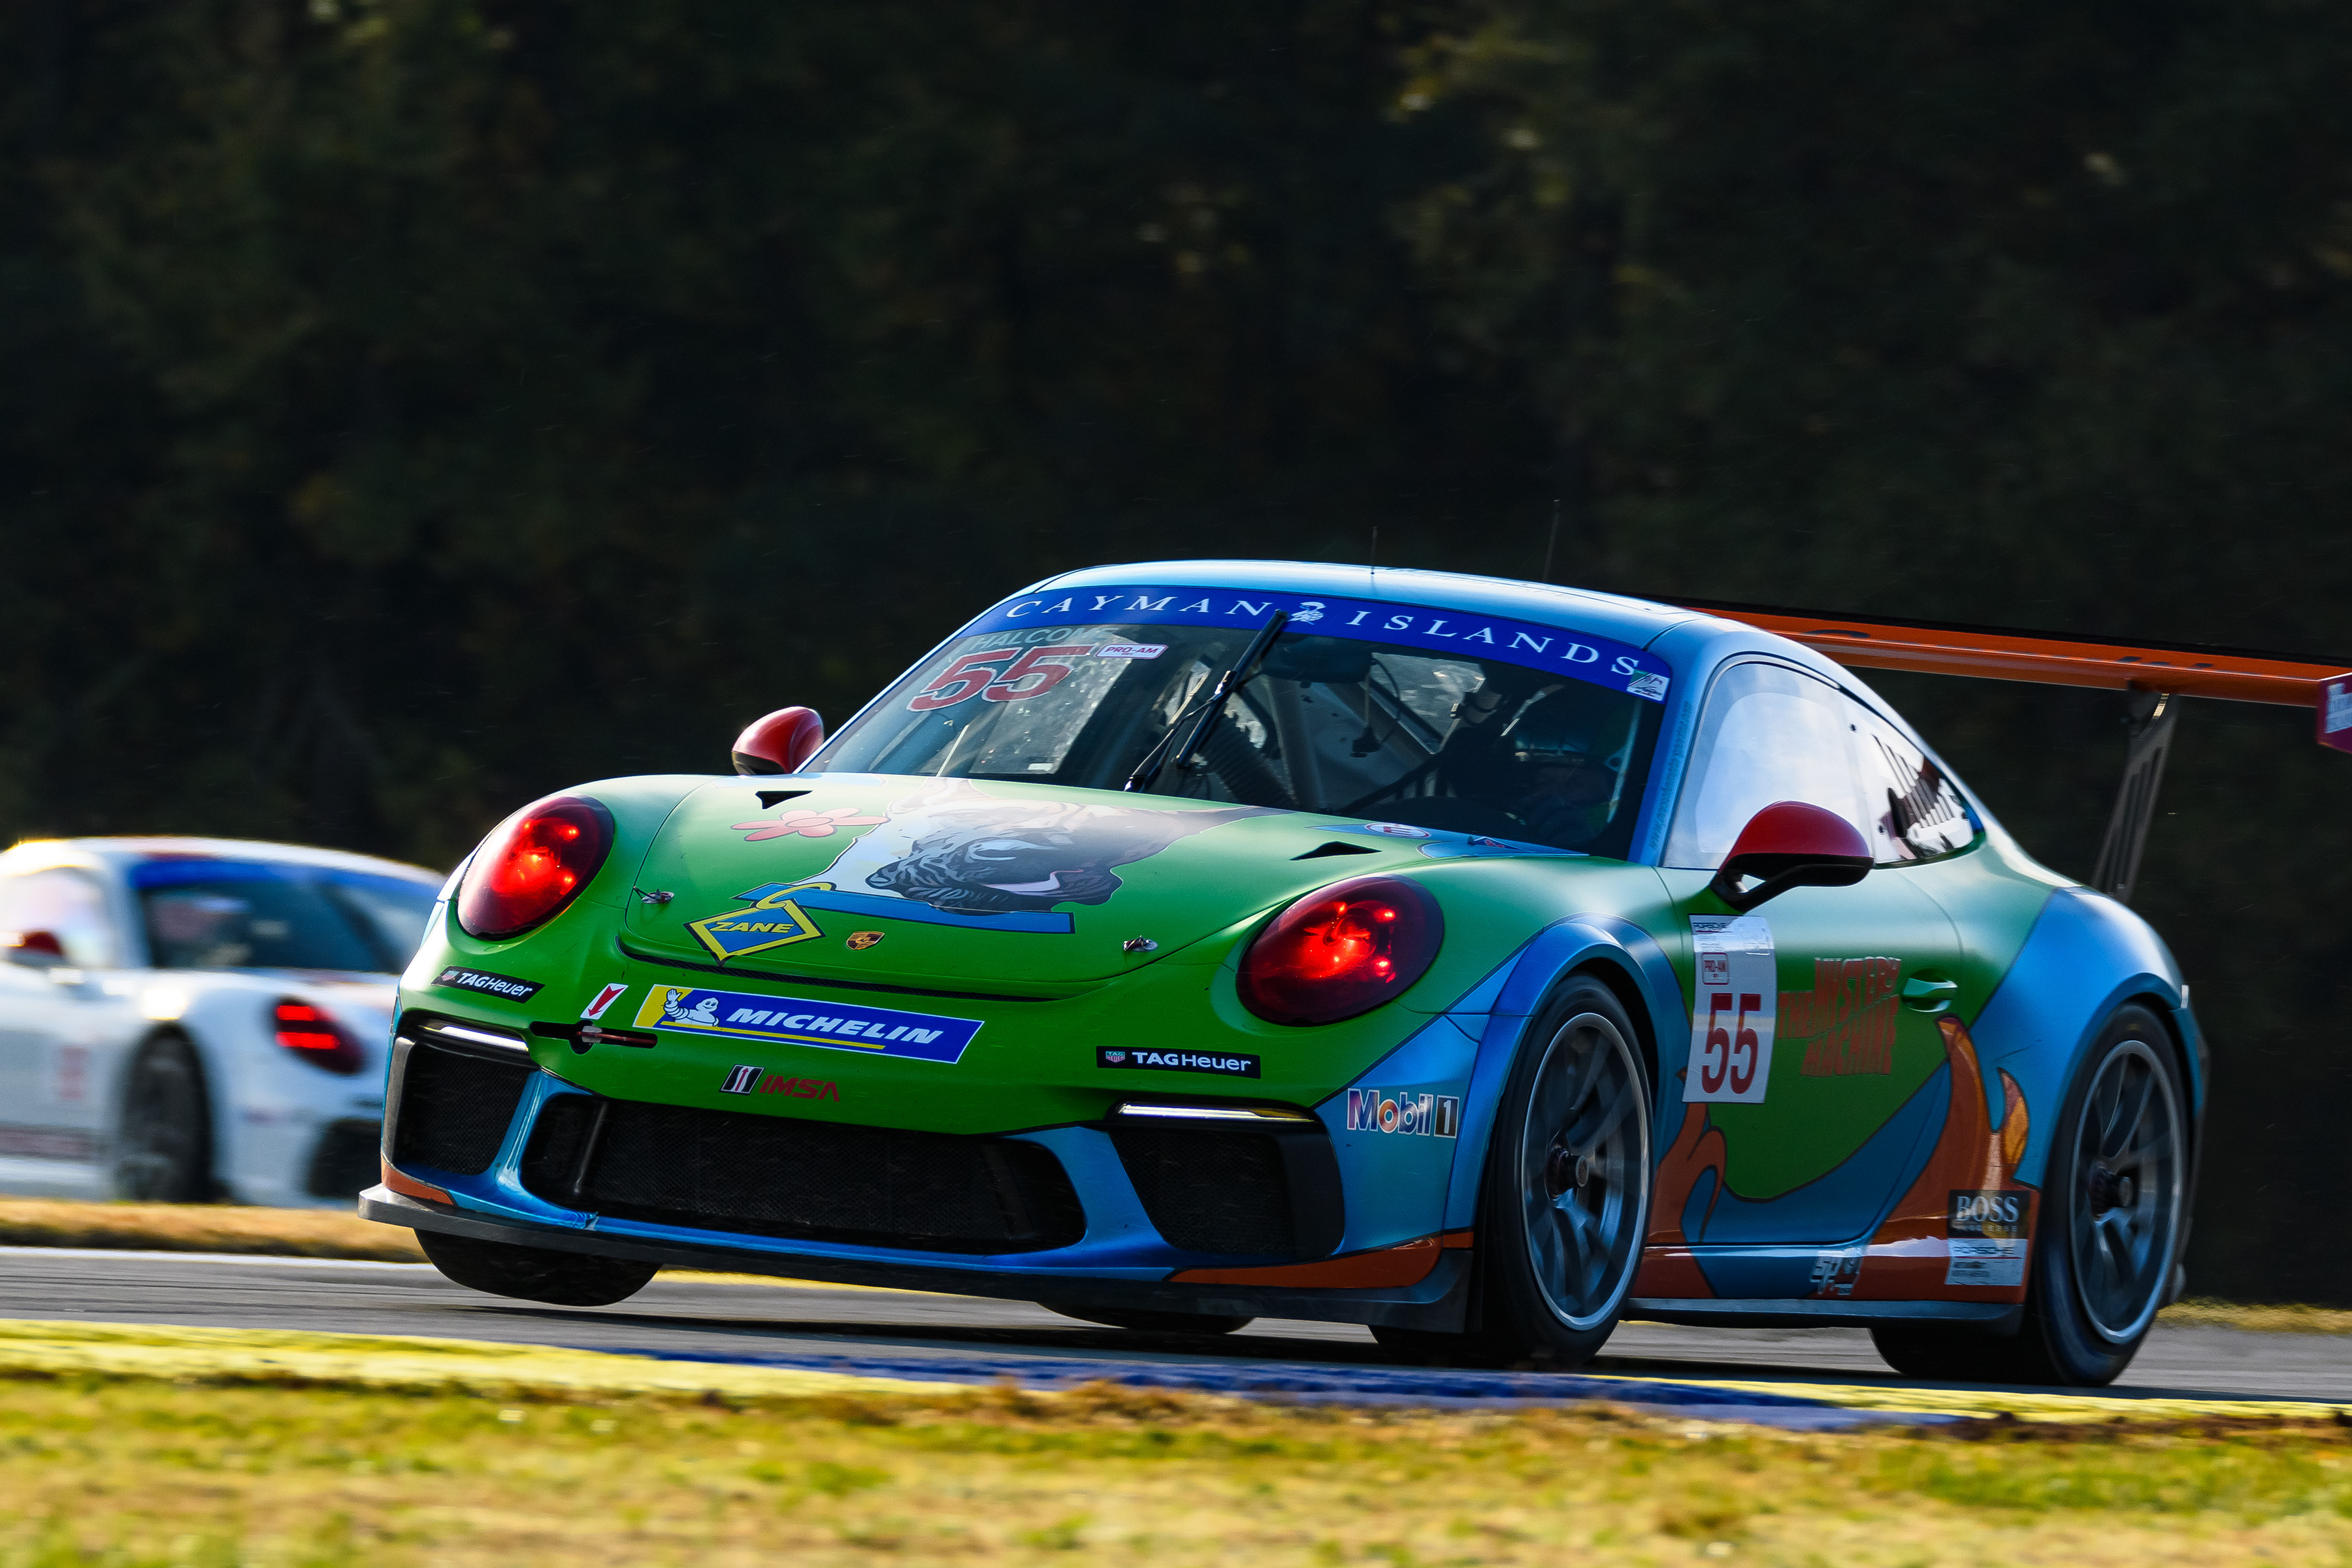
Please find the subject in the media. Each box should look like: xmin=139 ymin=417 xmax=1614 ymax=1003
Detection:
xmin=1123 ymin=610 xmax=1290 ymax=794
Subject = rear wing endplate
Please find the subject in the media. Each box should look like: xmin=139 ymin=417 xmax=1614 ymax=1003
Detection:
xmin=1678 ymin=599 xmax=2352 ymax=903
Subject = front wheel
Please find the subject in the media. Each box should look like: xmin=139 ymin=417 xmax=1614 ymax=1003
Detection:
xmin=1872 ymin=1003 xmax=2187 ymax=1386
xmin=417 ymin=1230 xmax=659 ymax=1307
xmin=1380 ymin=975 xmax=1652 ymax=1368
xmin=115 ymin=1034 xmax=214 ymax=1202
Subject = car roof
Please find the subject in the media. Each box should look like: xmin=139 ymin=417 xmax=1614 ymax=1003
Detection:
xmin=1019 ymin=559 xmax=1706 ymax=651
xmin=0 ymin=836 xmax=445 ymax=885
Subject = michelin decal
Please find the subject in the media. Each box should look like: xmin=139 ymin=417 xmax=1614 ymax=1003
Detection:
xmin=634 ymin=985 xmax=981 ymax=1065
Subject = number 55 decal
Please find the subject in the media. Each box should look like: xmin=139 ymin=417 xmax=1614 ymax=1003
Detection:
xmin=908 ymin=645 xmax=1096 ymax=711
xmin=1685 ymin=915 xmax=1776 ymax=1104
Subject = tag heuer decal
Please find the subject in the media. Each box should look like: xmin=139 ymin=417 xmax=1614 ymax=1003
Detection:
xmin=433 ymin=966 xmax=543 ymax=1002
xmin=1096 ymin=1047 xmax=1260 ymax=1079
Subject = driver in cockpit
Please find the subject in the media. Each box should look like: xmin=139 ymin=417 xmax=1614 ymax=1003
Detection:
xmin=1440 ymin=679 xmax=1633 ymax=851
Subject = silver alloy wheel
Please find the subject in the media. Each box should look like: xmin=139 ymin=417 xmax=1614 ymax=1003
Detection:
xmin=1517 ymin=1010 xmax=1650 ymax=1331
xmin=2068 ymin=1037 xmax=2185 ymax=1345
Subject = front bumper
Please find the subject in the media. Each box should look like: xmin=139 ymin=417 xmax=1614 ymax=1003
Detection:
xmin=363 ymin=1184 xmax=1473 ymax=1329
xmin=369 ymin=1022 xmax=1479 ymax=1330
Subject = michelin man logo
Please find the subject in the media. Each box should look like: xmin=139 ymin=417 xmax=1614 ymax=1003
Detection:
xmin=659 ymin=988 xmax=721 ymax=1028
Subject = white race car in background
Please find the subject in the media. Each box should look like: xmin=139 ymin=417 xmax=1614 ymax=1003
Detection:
xmin=0 ymin=836 xmax=444 ymax=1206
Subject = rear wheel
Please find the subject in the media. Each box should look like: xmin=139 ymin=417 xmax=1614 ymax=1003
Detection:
xmin=1041 ymin=1305 xmax=1253 ymax=1335
xmin=114 ymin=1034 xmax=213 ymax=1202
xmin=1377 ymin=975 xmax=1652 ymax=1368
xmin=416 ymin=1230 xmax=659 ymax=1307
xmin=1872 ymin=1004 xmax=2185 ymax=1386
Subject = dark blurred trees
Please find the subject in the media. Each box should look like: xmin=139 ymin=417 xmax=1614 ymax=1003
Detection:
xmin=4 ymin=0 xmax=2350 ymax=1296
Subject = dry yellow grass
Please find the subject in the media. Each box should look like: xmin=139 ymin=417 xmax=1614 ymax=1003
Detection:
xmin=0 ymin=1372 xmax=2349 ymax=1566
xmin=0 ymin=1198 xmax=425 ymax=1261
xmin=2161 ymin=1299 xmax=2352 ymax=1335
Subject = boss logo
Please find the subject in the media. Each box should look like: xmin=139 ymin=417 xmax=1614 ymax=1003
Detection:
xmin=1948 ymin=1188 xmax=2031 ymax=1239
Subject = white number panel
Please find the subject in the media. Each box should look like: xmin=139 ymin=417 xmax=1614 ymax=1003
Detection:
xmin=1684 ymin=915 xmax=1776 ymax=1104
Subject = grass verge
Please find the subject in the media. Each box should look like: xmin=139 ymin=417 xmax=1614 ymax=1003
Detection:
xmin=1 ymin=1361 xmax=2351 ymax=1565
xmin=0 ymin=1198 xmax=425 ymax=1262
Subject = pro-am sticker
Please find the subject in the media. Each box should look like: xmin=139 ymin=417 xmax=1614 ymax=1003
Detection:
xmin=1684 ymin=915 xmax=1776 ymax=1103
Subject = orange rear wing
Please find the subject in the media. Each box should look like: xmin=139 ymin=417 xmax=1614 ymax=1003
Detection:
xmin=1680 ymin=599 xmax=2352 ymax=754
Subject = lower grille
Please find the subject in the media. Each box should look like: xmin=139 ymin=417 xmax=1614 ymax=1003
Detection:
xmin=390 ymin=1043 xmax=532 ymax=1176
xmin=519 ymin=1095 xmax=1085 ymax=1254
xmin=306 ymin=1118 xmax=385 ymax=1198
xmin=1109 ymin=1122 xmax=1345 ymax=1260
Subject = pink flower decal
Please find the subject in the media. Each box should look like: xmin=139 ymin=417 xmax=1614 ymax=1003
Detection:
xmin=732 ymin=808 xmax=887 ymax=841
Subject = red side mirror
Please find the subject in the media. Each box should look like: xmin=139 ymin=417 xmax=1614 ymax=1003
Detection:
xmin=730 ymin=707 xmax=826 ymax=776
xmin=1708 ymin=801 xmax=1871 ymax=912
xmin=5 ymin=930 xmax=65 ymax=966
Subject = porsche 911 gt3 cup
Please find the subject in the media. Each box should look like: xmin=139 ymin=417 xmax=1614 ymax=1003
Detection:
xmin=363 ymin=561 xmax=2345 ymax=1384
xmin=0 ymin=837 xmax=442 ymax=1205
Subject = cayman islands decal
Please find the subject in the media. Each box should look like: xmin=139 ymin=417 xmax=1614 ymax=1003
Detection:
xmin=632 ymin=984 xmax=980 ymax=1064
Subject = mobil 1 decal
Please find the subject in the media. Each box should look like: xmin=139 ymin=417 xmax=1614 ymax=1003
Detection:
xmin=958 ymin=587 xmax=1673 ymax=702
xmin=1684 ymin=915 xmax=1776 ymax=1104
xmin=1345 ymin=1087 xmax=1461 ymax=1138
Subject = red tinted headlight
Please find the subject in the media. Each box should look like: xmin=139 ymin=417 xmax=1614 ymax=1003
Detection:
xmin=1237 ymin=875 xmax=1443 ymax=1025
xmin=456 ymin=794 xmax=615 ymax=940
xmin=273 ymin=999 xmax=365 ymax=1075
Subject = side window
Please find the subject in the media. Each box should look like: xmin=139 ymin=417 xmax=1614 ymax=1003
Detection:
xmin=1851 ymin=704 xmax=1978 ymax=862
xmin=0 ymin=868 xmax=122 ymax=968
xmin=1663 ymin=661 xmax=1872 ymax=869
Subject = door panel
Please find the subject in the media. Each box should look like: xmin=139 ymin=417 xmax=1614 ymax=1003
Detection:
xmin=1653 ymin=868 xmax=1965 ymax=1247
xmin=0 ymin=868 xmax=127 ymax=1170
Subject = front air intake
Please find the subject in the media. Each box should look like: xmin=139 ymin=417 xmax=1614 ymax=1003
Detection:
xmin=519 ymin=1095 xmax=1086 ymax=1255
xmin=388 ymin=1040 xmax=532 ymax=1177
xmin=1109 ymin=1119 xmax=1344 ymax=1260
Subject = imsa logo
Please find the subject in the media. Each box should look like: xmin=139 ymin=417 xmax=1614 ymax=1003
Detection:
xmin=1345 ymin=1088 xmax=1460 ymax=1139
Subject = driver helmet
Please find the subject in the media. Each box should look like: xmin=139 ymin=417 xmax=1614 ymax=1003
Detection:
xmin=1504 ymin=681 xmax=1628 ymax=770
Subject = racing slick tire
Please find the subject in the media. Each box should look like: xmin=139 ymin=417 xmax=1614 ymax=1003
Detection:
xmin=1871 ymin=1003 xmax=2187 ymax=1387
xmin=1375 ymin=974 xmax=1652 ymax=1369
xmin=416 ymin=1230 xmax=659 ymax=1307
xmin=1041 ymin=1305 xmax=1254 ymax=1335
xmin=114 ymin=1033 xmax=214 ymax=1202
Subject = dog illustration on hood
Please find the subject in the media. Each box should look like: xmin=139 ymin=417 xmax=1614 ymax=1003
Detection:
xmin=811 ymin=779 xmax=1272 ymax=915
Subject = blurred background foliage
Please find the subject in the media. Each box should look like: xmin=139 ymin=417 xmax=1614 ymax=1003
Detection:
xmin=3 ymin=0 xmax=2347 ymax=1296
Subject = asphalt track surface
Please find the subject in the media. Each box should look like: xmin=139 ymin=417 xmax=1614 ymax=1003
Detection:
xmin=5 ymin=1247 xmax=2351 ymax=1420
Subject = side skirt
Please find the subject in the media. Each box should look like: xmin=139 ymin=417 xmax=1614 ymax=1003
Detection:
xmin=1626 ymin=1297 xmax=2024 ymax=1333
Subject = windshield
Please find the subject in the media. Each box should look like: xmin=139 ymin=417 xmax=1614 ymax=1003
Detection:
xmin=131 ymin=859 xmax=440 ymax=973
xmin=818 ymin=591 xmax=1669 ymax=857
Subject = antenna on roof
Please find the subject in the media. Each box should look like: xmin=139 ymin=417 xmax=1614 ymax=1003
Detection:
xmin=1541 ymin=498 xmax=1561 ymax=583
xmin=1368 ymin=523 xmax=1379 ymax=593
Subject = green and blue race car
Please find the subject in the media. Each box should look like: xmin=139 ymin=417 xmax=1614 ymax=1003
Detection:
xmin=364 ymin=560 xmax=2210 ymax=1385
